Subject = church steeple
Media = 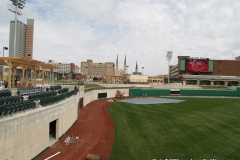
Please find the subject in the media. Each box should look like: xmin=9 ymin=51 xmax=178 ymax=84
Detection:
xmin=123 ymin=54 xmax=127 ymax=74
xmin=116 ymin=54 xmax=119 ymax=72
xmin=135 ymin=61 xmax=138 ymax=72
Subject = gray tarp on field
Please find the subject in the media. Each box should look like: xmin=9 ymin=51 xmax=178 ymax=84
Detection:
xmin=118 ymin=97 xmax=184 ymax=104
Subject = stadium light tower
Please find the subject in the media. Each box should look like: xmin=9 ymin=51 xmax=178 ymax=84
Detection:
xmin=166 ymin=51 xmax=173 ymax=84
xmin=7 ymin=0 xmax=26 ymax=57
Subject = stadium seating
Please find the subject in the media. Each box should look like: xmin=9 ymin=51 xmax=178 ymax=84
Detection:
xmin=40 ymin=90 xmax=75 ymax=107
xmin=0 ymin=90 xmax=12 ymax=97
xmin=0 ymin=95 xmax=23 ymax=105
xmin=0 ymin=100 xmax=36 ymax=117
xmin=28 ymin=91 xmax=57 ymax=100
xmin=57 ymin=88 xmax=69 ymax=94
xmin=49 ymin=85 xmax=62 ymax=91
xmin=17 ymin=87 xmax=42 ymax=96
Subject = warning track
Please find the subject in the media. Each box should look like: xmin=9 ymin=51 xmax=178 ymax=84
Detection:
xmin=37 ymin=99 xmax=115 ymax=160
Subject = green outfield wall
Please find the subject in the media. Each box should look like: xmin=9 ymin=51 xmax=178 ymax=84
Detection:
xmin=129 ymin=89 xmax=170 ymax=96
xmin=129 ymin=88 xmax=240 ymax=97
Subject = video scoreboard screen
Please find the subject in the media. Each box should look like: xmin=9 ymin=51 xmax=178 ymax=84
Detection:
xmin=186 ymin=59 xmax=208 ymax=72
xmin=179 ymin=58 xmax=213 ymax=72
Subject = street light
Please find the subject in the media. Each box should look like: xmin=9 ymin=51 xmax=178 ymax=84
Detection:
xmin=142 ymin=67 xmax=144 ymax=75
xmin=7 ymin=0 xmax=26 ymax=57
xmin=166 ymin=51 xmax=173 ymax=84
xmin=2 ymin=47 xmax=8 ymax=57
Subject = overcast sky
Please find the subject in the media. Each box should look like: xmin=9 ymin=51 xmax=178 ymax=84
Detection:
xmin=0 ymin=0 xmax=240 ymax=75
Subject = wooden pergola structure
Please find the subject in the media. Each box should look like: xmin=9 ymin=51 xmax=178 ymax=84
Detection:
xmin=0 ymin=57 xmax=58 ymax=88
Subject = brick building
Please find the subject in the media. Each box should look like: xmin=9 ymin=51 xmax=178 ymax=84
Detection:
xmin=169 ymin=56 xmax=240 ymax=86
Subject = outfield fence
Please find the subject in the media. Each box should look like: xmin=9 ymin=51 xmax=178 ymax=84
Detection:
xmin=129 ymin=88 xmax=240 ymax=97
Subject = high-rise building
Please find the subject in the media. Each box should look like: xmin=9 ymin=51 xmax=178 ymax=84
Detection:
xmin=9 ymin=19 xmax=34 ymax=58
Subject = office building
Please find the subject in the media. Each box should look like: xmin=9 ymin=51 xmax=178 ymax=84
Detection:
xmin=9 ymin=19 xmax=34 ymax=58
xmin=81 ymin=59 xmax=115 ymax=78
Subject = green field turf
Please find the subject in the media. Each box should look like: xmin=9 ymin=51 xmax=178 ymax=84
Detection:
xmin=108 ymin=98 xmax=240 ymax=160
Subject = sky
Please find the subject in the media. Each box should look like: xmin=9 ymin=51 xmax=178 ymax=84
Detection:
xmin=0 ymin=0 xmax=240 ymax=76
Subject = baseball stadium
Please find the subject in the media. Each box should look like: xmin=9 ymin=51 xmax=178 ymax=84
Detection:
xmin=1 ymin=56 xmax=240 ymax=160
xmin=1 ymin=82 xmax=240 ymax=160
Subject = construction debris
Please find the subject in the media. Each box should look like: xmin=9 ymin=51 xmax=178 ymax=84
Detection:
xmin=86 ymin=154 xmax=103 ymax=160
xmin=64 ymin=135 xmax=77 ymax=145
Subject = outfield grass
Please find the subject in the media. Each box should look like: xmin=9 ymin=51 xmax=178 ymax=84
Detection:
xmin=84 ymin=83 xmax=102 ymax=89
xmin=108 ymin=98 xmax=240 ymax=160
xmin=200 ymin=85 xmax=232 ymax=90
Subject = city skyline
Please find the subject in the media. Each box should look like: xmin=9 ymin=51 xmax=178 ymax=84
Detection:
xmin=0 ymin=0 xmax=239 ymax=76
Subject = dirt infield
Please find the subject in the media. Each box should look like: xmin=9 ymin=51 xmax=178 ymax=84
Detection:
xmin=37 ymin=99 xmax=115 ymax=160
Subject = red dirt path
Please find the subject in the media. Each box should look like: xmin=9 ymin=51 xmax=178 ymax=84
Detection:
xmin=37 ymin=99 xmax=115 ymax=160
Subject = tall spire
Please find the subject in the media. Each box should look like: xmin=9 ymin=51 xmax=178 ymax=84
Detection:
xmin=116 ymin=54 xmax=119 ymax=72
xmin=135 ymin=61 xmax=138 ymax=72
xmin=124 ymin=54 xmax=127 ymax=74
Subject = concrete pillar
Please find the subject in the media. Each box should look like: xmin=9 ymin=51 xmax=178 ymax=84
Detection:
xmin=183 ymin=80 xmax=186 ymax=85
xmin=210 ymin=80 xmax=214 ymax=86
xmin=224 ymin=80 xmax=228 ymax=86
xmin=197 ymin=79 xmax=200 ymax=85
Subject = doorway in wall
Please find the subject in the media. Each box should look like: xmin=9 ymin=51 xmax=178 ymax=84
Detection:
xmin=49 ymin=119 xmax=58 ymax=146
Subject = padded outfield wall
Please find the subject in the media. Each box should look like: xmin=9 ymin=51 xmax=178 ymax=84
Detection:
xmin=0 ymin=88 xmax=83 ymax=160
xmin=129 ymin=88 xmax=170 ymax=96
xmin=129 ymin=88 xmax=240 ymax=97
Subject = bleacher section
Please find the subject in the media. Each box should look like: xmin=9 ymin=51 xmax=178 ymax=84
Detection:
xmin=50 ymin=85 xmax=61 ymax=91
xmin=0 ymin=90 xmax=12 ymax=97
xmin=28 ymin=91 xmax=57 ymax=100
xmin=0 ymin=95 xmax=23 ymax=105
xmin=0 ymin=100 xmax=36 ymax=117
xmin=57 ymin=88 xmax=69 ymax=94
xmin=40 ymin=90 xmax=74 ymax=106
xmin=17 ymin=87 xmax=42 ymax=96
xmin=0 ymin=85 xmax=76 ymax=118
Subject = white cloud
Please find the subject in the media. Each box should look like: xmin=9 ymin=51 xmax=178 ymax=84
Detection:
xmin=0 ymin=0 xmax=239 ymax=75
xmin=64 ymin=0 xmax=113 ymax=16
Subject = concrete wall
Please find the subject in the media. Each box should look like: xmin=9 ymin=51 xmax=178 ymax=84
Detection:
xmin=83 ymin=89 xmax=129 ymax=106
xmin=0 ymin=93 xmax=81 ymax=160
xmin=0 ymin=86 xmax=127 ymax=160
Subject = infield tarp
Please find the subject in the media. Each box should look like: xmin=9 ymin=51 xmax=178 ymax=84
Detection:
xmin=118 ymin=97 xmax=184 ymax=104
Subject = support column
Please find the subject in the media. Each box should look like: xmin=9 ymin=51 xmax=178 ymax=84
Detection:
xmin=22 ymin=67 xmax=25 ymax=82
xmin=210 ymin=80 xmax=214 ymax=86
xmin=224 ymin=80 xmax=228 ymax=86
xmin=183 ymin=80 xmax=186 ymax=85
xmin=42 ymin=69 xmax=46 ymax=85
xmin=197 ymin=79 xmax=200 ymax=85
xmin=11 ymin=68 xmax=15 ymax=88
xmin=7 ymin=62 xmax=12 ymax=88
xmin=33 ymin=67 xmax=37 ymax=87
xmin=51 ymin=69 xmax=54 ymax=85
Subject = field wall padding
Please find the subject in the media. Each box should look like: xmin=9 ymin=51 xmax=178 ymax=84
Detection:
xmin=129 ymin=88 xmax=240 ymax=97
